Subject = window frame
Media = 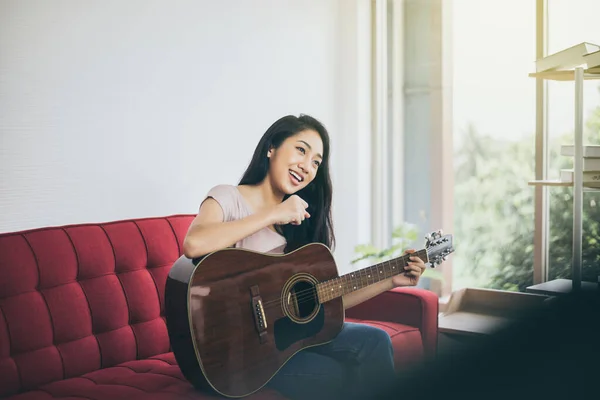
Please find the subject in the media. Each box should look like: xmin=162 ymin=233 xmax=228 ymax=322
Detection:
xmin=533 ymin=0 xmax=550 ymax=285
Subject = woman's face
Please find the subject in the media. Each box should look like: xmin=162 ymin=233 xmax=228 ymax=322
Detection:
xmin=268 ymin=129 xmax=324 ymax=195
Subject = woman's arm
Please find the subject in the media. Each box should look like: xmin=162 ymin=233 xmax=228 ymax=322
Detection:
xmin=342 ymin=278 xmax=395 ymax=310
xmin=183 ymin=198 xmax=275 ymax=258
xmin=183 ymin=194 xmax=310 ymax=259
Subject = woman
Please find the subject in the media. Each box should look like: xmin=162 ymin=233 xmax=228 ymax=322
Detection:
xmin=183 ymin=114 xmax=427 ymax=400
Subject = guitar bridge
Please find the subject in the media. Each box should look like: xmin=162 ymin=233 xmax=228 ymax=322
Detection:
xmin=250 ymin=285 xmax=268 ymax=343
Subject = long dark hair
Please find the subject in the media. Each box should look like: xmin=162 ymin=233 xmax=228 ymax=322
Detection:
xmin=238 ymin=114 xmax=335 ymax=253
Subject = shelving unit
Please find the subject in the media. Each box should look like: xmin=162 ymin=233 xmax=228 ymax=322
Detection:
xmin=527 ymin=65 xmax=600 ymax=294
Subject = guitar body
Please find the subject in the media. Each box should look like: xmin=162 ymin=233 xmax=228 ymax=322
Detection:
xmin=165 ymin=243 xmax=344 ymax=398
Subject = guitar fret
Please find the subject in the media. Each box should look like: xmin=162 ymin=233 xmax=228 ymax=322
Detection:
xmin=350 ymin=272 xmax=358 ymax=291
xmin=344 ymin=274 xmax=349 ymax=295
xmin=358 ymin=268 xmax=364 ymax=289
xmin=317 ymin=284 xmax=321 ymax=302
xmin=330 ymin=278 xmax=336 ymax=299
xmin=346 ymin=273 xmax=351 ymax=294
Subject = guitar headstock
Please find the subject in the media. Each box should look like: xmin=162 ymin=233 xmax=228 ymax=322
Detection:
xmin=424 ymin=230 xmax=454 ymax=267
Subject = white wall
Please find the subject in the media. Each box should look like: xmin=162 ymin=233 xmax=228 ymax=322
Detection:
xmin=0 ymin=0 xmax=372 ymax=273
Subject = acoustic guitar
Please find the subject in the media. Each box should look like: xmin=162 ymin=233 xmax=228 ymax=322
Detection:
xmin=165 ymin=230 xmax=453 ymax=398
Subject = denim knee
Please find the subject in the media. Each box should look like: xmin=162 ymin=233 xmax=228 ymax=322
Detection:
xmin=358 ymin=325 xmax=394 ymax=363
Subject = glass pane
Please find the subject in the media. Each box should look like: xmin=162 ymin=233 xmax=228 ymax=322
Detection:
xmin=547 ymin=0 xmax=600 ymax=283
xmin=452 ymin=0 xmax=536 ymax=291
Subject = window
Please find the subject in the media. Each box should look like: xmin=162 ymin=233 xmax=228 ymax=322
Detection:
xmin=452 ymin=0 xmax=537 ymax=291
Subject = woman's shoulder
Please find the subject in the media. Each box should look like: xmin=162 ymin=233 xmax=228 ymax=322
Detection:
xmin=206 ymin=184 xmax=240 ymax=198
xmin=203 ymin=184 xmax=245 ymax=222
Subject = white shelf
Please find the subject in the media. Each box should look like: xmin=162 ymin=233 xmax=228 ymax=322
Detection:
xmin=528 ymin=69 xmax=600 ymax=81
xmin=528 ymin=180 xmax=600 ymax=191
xmin=528 ymin=65 xmax=588 ymax=291
xmin=528 ymin=180 xmax=571 ymax=187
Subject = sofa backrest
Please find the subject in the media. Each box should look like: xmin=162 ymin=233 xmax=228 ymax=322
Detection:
xmin=0 ymin=215 xmax=195 ymax=397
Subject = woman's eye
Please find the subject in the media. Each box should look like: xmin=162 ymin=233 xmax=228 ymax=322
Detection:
xmin=297 ymin=147 xmax=305 ymax=154
xmin=313 ymin=161 xmax=320 ymax=168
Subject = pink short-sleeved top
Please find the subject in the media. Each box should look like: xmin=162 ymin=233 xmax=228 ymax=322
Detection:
xmin=202 ymin=184 xmax=287 ymax=254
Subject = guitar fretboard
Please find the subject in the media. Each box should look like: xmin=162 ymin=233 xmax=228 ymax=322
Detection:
xmin=316 ymin=249 xmax=429 ymax=303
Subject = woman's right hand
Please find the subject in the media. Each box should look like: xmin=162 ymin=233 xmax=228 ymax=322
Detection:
xmin=270 ymin=195 xmax=311 ymax=225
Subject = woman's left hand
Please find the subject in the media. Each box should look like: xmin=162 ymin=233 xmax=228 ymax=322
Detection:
xmin=391 ymin=249 xmax=427 ymax=287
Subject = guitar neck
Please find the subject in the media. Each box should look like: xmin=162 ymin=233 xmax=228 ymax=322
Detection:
xmin=316 ymin=249 xmax=429 ymax=303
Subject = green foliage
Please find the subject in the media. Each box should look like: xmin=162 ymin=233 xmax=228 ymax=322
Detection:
xmin=351 ymin=222 xmax=444 ymax=281
xmin=454 ymin=87 xmax=600 ymax=292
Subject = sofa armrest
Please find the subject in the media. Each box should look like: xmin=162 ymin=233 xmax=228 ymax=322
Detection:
xmin=345 ymin=287 xmax=439 ymax=358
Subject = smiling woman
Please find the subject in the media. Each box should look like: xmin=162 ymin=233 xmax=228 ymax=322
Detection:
xmin=183 ymin=114 xmax=335 ymax=257
xmin=180 ymin=113 xmax=428 ymax=399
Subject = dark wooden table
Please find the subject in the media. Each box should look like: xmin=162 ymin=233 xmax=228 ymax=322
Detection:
xmin=526 ymin=278 xmax=597 ymax=296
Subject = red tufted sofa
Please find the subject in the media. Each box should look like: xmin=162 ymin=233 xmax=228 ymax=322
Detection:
xmin=0 ymin=214 xmax=438 ymax=399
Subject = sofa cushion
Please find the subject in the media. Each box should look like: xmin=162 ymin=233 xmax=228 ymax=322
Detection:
xmin=4 ymin=352 xmax=286 ymax=400
xmin=0 ymin=215 xmax=196 ymax=398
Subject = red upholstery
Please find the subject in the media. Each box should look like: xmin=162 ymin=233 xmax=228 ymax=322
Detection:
xmin=4 ymin=353 xmax=284 ymax=400
xmin=345 ymin=287 xmax=439 ymax=361
xmin=0 ymin=215 xmax=438 ymax=399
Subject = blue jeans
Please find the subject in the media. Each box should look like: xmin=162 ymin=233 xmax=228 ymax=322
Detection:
xmin=266 ymin=322 xmax=396 ymax=400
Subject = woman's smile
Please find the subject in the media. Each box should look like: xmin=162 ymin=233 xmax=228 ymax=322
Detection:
xmin=289 ymin=170 xmax=304 ymax=185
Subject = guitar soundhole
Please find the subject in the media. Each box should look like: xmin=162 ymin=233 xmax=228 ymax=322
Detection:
xmin=282 ymin=274 xmax=320 ymax=324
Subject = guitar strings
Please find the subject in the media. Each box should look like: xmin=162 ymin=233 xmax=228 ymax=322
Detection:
xmin=259 ymin=253 xmax=421 ymax=309
xmin=259 ymin=271 xmax=417 ymax=312
xmin=261 ymin=269 xmax=416 ymax=310
xmin=258 ymin=254 xmax=422 ymax=310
